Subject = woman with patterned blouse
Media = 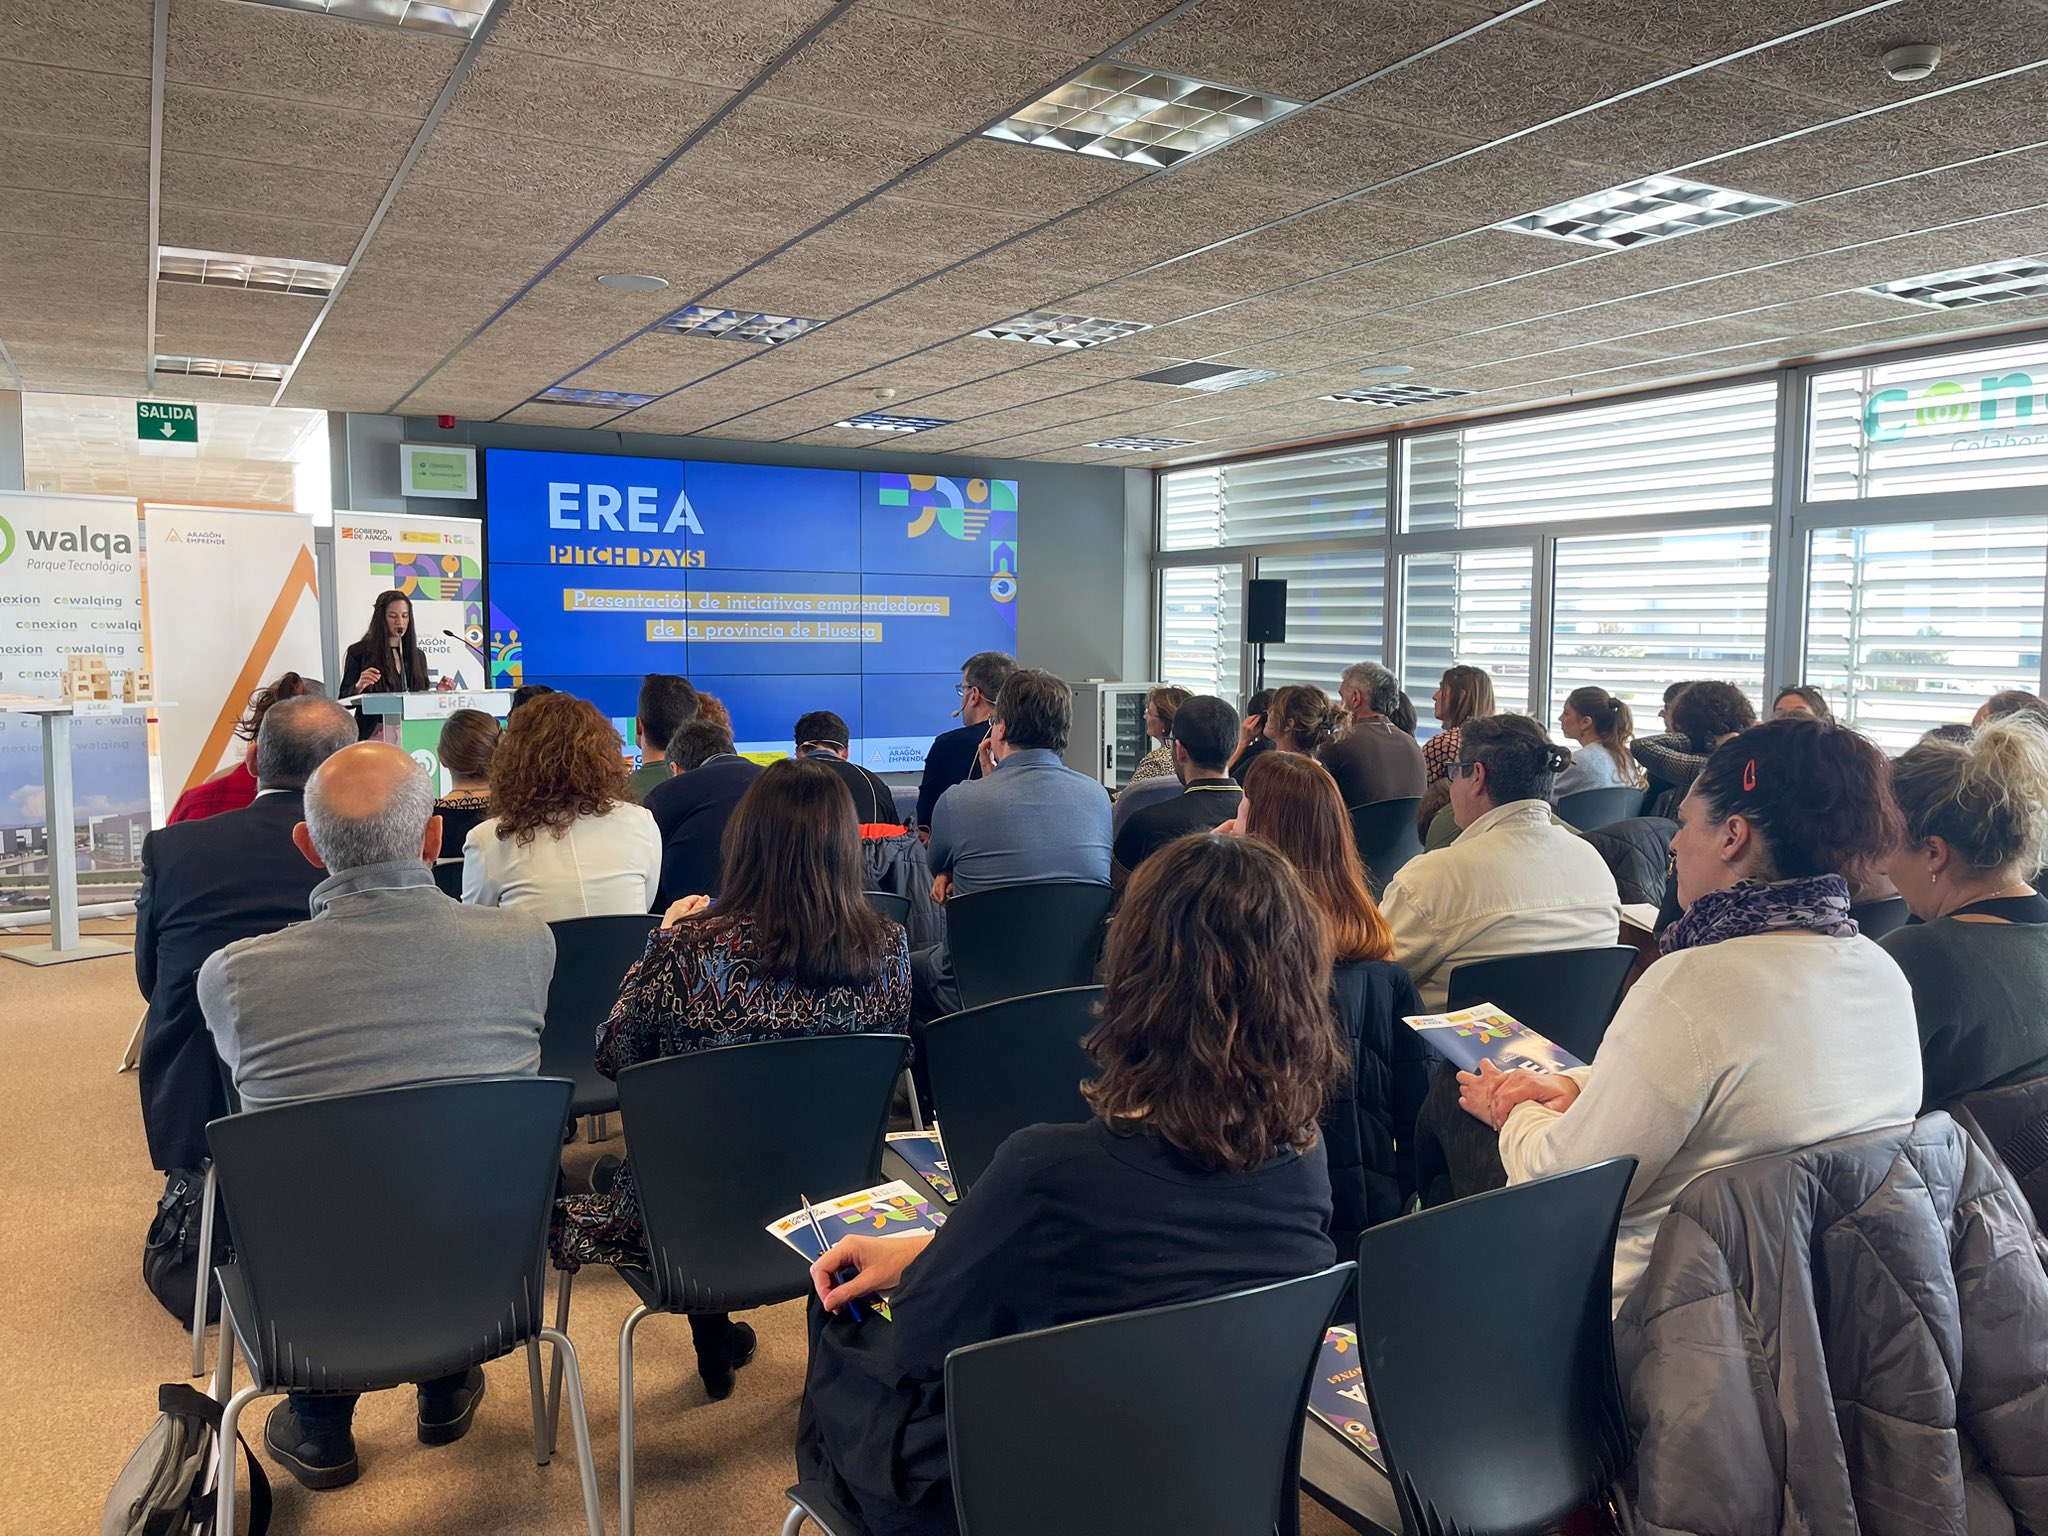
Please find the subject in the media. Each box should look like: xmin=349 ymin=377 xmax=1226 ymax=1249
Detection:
xmin=551 ymin=755 xmax=912 ymax=1399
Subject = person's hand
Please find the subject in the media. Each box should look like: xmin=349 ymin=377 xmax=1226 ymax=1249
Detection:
xmin=917 ymin=826 xmax=932 ymax=847
xmin=811 ymin=1232 xmax=934 ymax=1311
xmin=1493 ymin=1068 xmax=1581 ymax=1118
xmin=357 ymin=667 xmax=383 ymax=690
xmin=1238 ymin=713 xmax=1264 ymax=748
xmin=975 ymin=734 xmax=998 ymax=778
xmin=1216 ymin=809 xmax=1247 ymax=836
xmin=930 ymin=872 xmax=954 ymax=904
xmin=662 ymin=895 xmax=712 ymax=928
xmin=437 ymin=676 xmax=456 ymax=692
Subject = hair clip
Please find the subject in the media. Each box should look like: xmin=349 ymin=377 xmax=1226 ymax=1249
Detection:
xmin=1742 ymin=759 xmax=1759 ymax=792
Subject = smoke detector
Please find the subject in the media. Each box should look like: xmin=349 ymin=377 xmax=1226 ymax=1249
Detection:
xmin=1883 ymin=44 xmax=1941 ymax=82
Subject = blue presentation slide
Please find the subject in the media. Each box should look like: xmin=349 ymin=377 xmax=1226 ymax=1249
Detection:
xmin=483 ymin=449 xmax=1018 ymax=769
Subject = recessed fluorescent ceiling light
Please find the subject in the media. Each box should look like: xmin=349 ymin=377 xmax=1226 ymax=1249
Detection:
xmin=985 ymin=65 xmax=1303 ymax=168
xmin=1088 ymin=436 xmax=1200 ymax=450
xmin=595 ymin=273 xmax=669 ymax=292
xmin=535 ymin=387 xmax=655 ymax=409
xmin=654 ymin=305 xmax=826 ymax=345
xmin=1133 ymin=361 xmax=1286 ymax=392
xmin=157 ymin=246 xmax=346 ymax=297
xmin=153 ymin=355 xmax=289 ymax=381
xmin=223 ymin=0 xmax=494 ymax=38
xmin=1500 ymin=173 xmax=1790 ymax=251
xmin=835 ymin=413 xmax=954 ymax=434
xmin=1863 ymin=257 xmax=2048 ymax=309
xmin=974 ymin=311 xmax=1152 ymax=348
xmin=1322 ymin=384 xmax=1473 ymax=406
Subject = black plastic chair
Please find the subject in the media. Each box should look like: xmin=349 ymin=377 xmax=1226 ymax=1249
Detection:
xmin=1305 ymin=1160 xmax=1636 ymax=1536
xmin=432 ymin=857 xmax=465 ymax=898
xmin=1348 ymin=798 xmax=1424 ymax=894
xmin=785 ymin=1263 xmax=1355 ymax=1536
xmin=543 ymin=913 xmax=659 ymax=1137
xmin=1554 ymin=786 xmax=1646 ymax=833
xmin=204 ymin=1077 xmax=603 ymax=1536
xmin=946 ymin=882 xmax=1112 ymax=1012
xmin=863 ymin=889 xmax=912 ymax=925
xmin=1849 ymin=897 xmax=1910 ymax=940
xmin=923 ymin=986 xmax=1103 ymax=1194
xmin=1443 ymin=946 xmax=1638 ymax=1065
xmin=553 ymin=1033 xmax=907 ymax=1536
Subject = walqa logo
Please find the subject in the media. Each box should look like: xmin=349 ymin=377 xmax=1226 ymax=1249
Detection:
xmin=6 ymin=522 xmax=138 ymax=558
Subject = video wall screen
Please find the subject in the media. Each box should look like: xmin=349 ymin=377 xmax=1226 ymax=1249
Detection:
xmin=483 ymin=449 xmax=1019 ymax=770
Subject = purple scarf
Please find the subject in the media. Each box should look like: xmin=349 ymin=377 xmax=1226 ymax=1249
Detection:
xmin=1660 ymin=873 xmax=1858 ymax=955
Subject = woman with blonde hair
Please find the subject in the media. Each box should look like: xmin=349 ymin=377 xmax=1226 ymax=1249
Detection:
xmin=462 ymin=692 xmax=660 ymax=920
xmin=1553 ymin=686 xmax=1646 ymax=797
xmin=1236 ymin=751 xmax=1427 ymax=1247
xmin=1422 ymin=665 xmax=1496 ymax=785
xmin=1264 ymin=683 xmax=1346 ymax=756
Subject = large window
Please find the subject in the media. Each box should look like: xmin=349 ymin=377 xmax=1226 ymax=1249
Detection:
xmin=1550 ymin=526 xmax=1771 ymax=726
xmin=1160 ymin=443 xmax=1386 ymax=551
xmin=1158 ymin=563 xmax=1242 ymax=699
xmin=1809 ymin=335 xmax=2048 ymax=502
xmin=1400 ymin=548 xmax=1532 ymax=719
xmin=1252 ymin=553 xmax=1384 ymax=694
xmin=1804 ymin=517 xmax=2047 ymax=750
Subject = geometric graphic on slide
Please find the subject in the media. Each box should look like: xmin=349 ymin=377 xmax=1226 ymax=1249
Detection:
xmin=882 ymin=474 xmax=1014 ymax=543
xmin=489 ymin=601 xmax=524 ymax=687
xmin=374 ymin=549 xmax=481 ymax=602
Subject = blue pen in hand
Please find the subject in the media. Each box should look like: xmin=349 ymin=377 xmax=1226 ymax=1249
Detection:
xmin=803 ymin=1193 xmax=863 ymax=1322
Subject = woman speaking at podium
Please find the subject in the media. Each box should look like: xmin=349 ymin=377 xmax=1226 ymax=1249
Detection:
xmin=340 ymin=589 xmax=432 ymax=739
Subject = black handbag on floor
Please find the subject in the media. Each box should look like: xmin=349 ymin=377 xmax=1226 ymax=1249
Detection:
xmin=104 ymin=1383 xmax=270 ymax=1536
xmin=143 ymin=1169 xmax=228 ymax=1326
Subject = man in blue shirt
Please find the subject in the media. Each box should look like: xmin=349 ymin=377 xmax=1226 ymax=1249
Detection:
xmin=915 ymin=668 xmax=1111 ymax=1018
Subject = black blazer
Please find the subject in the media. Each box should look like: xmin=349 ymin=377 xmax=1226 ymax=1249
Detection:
xmin=645 ymin=756 xmax=764 ymax=907
xmin=134 ymin=792 xmax=323 ymax=1170
xmin=915 ymin=720 xmax=989 ymax=831
xmin=1321 ymin=957 xmax=1430 ymax=1257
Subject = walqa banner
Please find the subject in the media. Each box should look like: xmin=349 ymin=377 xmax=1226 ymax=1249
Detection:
xmin=0 ymin=492 xmax=149 ymax=914
xmin=331 ymin=510 xmax=486 ymax=691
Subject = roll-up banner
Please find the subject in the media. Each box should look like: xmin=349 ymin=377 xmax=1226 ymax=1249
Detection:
xmin=330 ymin=510 xmax=486 ymax=691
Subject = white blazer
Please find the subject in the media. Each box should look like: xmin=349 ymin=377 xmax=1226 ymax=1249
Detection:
xmin=462 ymin=804 xmax=662 ymax=922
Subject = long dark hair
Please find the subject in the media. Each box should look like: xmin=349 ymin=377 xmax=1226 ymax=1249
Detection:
xmin=696 ymin=757 xmax=889 ymax=987
xmin=354 ymin=589 xmax=422 ymax=684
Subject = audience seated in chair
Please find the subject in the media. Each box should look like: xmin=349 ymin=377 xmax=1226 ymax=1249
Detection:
xmin=1264 ymin=683 xmax=1346 ymax=760
xmin=1127 ymin=684 xmax=1192 ymax=784
xmin=430 ymin=706 xmax=498 ymax=851
xmin=1974 ymin=687 xmax=2048 ymax=727
xmin=646 ymin=716 xmax=763 ymax=906
xmin=1229 ymin=751 xmax=1426 ymax=1249
xmin=136 ymin=695 xmax=357 ymax=1182
xmin=552 ymin=756 xmax=910 ymax=1400
xmin=796 ymin=834 xmax=1344 ymax=1536
xmin=1320 ymin=661 xmax=1425 ymax=808
xmin=1227 ymin=687 xmax=1275 ymax=784
xmin=1381 ymin=714 xmax=1622 ymax=1010
xmin=165 ymin=671 xmax=323 ymax=825
xmin=198 ymin=740 xmax=554 ymax=1491
xmin=1458 ymin=718 xmax=1921 ymax=1311
xmin=916 ymin=650 xmax=1012 ymax=836
xmin=1551 ymin=686 xmax=1646 ymax=798
xmin=1881 ymin=712 xmax=2048 ymax=1110
xmin=794 ymin=710 xmax=904 ymax=831
xmin=913 ymin=668 xmax=1110 ymax=1019
xmin=462 ymin=692 xmax=660 ymax=920
xmin=628 ymin=673 xmax=699 ymax=804
xmin=1112 ymin=694 xmax=1241 ymax=881
xmin=1631 ymin=680 xmax=1755 ymax=806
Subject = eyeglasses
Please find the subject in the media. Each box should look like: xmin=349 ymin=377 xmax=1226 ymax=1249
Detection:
xmin=1445 ymin=761 xmax=1481 ymax=780
xmin=954 ymin=683 xmax=975 ymax=697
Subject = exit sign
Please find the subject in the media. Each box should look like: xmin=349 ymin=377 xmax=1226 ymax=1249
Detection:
xmin=137 ymin=401 xmax=197 ymax=443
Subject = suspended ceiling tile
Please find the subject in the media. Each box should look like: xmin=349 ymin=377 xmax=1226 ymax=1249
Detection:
xmin=376 ymin=181 xmax=594 ymax=263
xmin=443 ymin=46 xmax=732 ymax=157
xmin=1702 ymin=112 xmax=2001 ymax=203
xmin=1189 ymin=107 xmax=1481 ymax=208
xmin=1594 ymin=201 xmax=1917 ymax=290
xmin=878 ymin=0 xmax=1179 ymax=54
xmin=160 ymin=149 xmax=389 ymax=228
xmin=407 ymin=122 xmax=659 ymax=206
xmin=0 ymin=188 xmax=147 ymax=244
xmin=165 ymin=0 xmax=464 ymax=115
xmin=560 ymin=335 xmax=739 ymax=396
xmin=163 ymin=85 xmax=419 ymax=178
xmin=1293 ymin=228 xmax=1592 ymax=316
xmin=1555 ymin=66 xmax=1855 ymax=174
xmin=1534 ymin=0 xmax=1884 ymax=69
xmin=0 ymin=61 xmax=151 ymax=145
xmin=158 ymin=204 xmax=364 ymax=266
xmin=1129 ymin=287 xmax=1374 ymax=356
xmin=907 ymin=367 xmax=1102 ymax=418
xmin=758 ymin=8 xmax=1088 ymax=133
xmin=13 ymin=362 xmax=151 ymax=394
xmin=1814 ymin=147 xmax=2048 ymax=236
xmin=1890 ymin=68 xmax=2048 ymax=151
xmin=499 ymin=403 xmax=638 ymax=428
xmin=891 ymin=137 xmax=1148 ymax=219
xmin=394 ymin=383 xmax=531 ymax=418
xmin=654 ymin=96 xmax=963 ymax=216
xmin=1209 ymin=196 xmax=1477 ymax=280
xmin=0 ymin=0 xmax=154 ymax=74
xmin=1437 ymin=340 xmax=1701 ymax=389
xmin=0 ymin=129 xmax=149 ymax=197
xmin=1209 ymin=311 xmax=1456 ymax=371
xmin=1073 ymin=265 xmax=1274 ymax=325
xmin=153 ymin=283 xmax=321 ymax=364
xmin=339 ymin=234 xmax=547 ymax=316
xmin=488 ymin=0 xmax=840 ymax=91
xmin=1119 ymin=0 xmax=1499 ymax=101
xmin=1365 ymin=140 xmax=1637 ymax=228
xmin=1720 ymin=0 xmax=2048 ymax=114
xmin=836 ymin=336 xmax=1040 ymax=395
xmin=0 ymin=235 xmax=145 ymax=325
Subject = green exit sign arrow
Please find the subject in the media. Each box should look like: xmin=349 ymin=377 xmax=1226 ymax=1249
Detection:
xmin=137 ymin=401 xmax=197 ymax=443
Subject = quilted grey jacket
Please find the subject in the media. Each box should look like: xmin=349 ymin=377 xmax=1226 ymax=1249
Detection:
xmin=1614 ymin=1114 xmax=2048 ymax=1536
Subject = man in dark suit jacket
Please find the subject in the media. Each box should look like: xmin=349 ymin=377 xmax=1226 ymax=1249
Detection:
xmin=793 ymin=710 xmax=904 ymax=828
xmin=645 ymin=718 xmax=763 ymax=906
xmin=915 ymin=650 xmax=1013 ymax=834
xmin=135 ymin=695 xmax=358 ymax=1174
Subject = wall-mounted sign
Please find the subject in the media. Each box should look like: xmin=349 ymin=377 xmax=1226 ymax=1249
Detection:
xmin=400 ymin=442 xmax=477 ymax=500
xmin=137 ymin=401 xmax=197 ymax=443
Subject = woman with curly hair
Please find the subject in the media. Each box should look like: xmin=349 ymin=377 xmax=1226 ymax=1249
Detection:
xmin=461 ymin=691 xmax=660 ymax=919
xmin=166 ymin=671 xmax=325 ymax=823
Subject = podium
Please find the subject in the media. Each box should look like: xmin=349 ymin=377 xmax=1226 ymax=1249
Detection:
xmin=344 ymin=691 xmax=516 ymax=787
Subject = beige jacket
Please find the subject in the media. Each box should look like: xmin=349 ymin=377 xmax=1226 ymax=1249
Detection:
xmin=1380 ymin=798 xmax=1622 ymax=1009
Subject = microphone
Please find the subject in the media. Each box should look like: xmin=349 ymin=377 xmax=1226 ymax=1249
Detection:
xmin=443 ymin=628 xmax=490 ymax=664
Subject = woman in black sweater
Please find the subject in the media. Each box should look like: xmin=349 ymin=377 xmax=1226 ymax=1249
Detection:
xmin=338 ymin=589 xmax=432 ymax=738
xmin=796 ymin=834 xmax=1345 ymax=1536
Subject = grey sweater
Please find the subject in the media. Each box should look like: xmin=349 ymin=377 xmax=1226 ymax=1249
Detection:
xmin=1880 ymin=916 xmax=2048 ymax=1112
xmin=200 ymin=860 xmax=554 ymax=1114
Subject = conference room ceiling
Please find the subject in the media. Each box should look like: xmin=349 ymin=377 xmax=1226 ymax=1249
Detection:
xmin=7 ymin=0 xmax=2048 ymax=468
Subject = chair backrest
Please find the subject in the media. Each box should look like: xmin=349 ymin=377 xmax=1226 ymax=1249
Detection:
xmin=946 ymin=882 xmax=1112 ymax=1012
xmin=1111 ymin=773 xmax=1182 ymax=839
xmin=1849 ymin=897 xmax=1910 ymax=940
xmin=923 ymin=986 xmax=1103 ymax=1193
xmin=863 ymin=889 xmax=912 ymax=926
xmin=1354 ymin=1160 xmax=1637 ymax=1536
xmin=1445 ymin=946 xmax=1638 ymax=1063
xmin=946 ymin=1264 xmax=1354 ymax=1536
xmin=1347 ymin=797 xmax=1423 ymax=894
xmin=206 ymin=1076 xmax=572 ymax=1391
xmin=1951 ymin=1073 xmax=2048 ymax=1230
xmin=432 ymin=858 xmax=465 ymax=898
xmin=542 ymin=914 xmax=660 ymax=1115
xmin=616 ymin=1033 xmax=908 ymax=1311
xmin=1554 ymin=786 xmax=1646 ymax=833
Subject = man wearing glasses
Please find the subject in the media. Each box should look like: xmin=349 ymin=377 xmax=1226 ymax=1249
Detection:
xmin=914 ymin=651 xmax=1014 ymax=839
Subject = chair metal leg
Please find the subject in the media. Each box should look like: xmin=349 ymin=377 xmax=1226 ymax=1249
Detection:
xmin=545 ymin=1266 xmax=574 ymax=1454
xmin=524 ymin=1337 xmax=551 ymax=1466
xmin=213 ymin=1385 xmax=264 ymax=1536
xmin=902 ymin=1067 xmax=924 ymax=1131
xmin=540 ymin=1326 xmax=605 ymax=1536
xmin=781 ymin=1503 xmax=810 ymax=1536
xmin=210 ymin=1296 xmax=237 ymax=1403
xmin=189 ymin=1164 xmax=216 ymax=1378
xmin=586 ymin=1112 xmax=608 ymax=1141
xmin=618 ymin=1304 xmax=650 ymax=1536
xmin=120 ymin=1007 xmax=145 ymax=1071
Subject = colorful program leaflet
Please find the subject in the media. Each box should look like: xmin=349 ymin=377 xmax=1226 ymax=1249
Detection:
xmin=1402 ymin=1005 xmax=1587 ymax=1076
xmin=767 ymin=1181 xmax=949 ymax=1321
xmin=885 ymin=1129 xmax=958 ymax=1203
xmin=1306 ymin=1326 xmax=1387 ymax=1473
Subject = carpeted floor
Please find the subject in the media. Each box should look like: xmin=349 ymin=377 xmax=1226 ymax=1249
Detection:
xmin=3 ymin=921 xmax=1355 ymax=1534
